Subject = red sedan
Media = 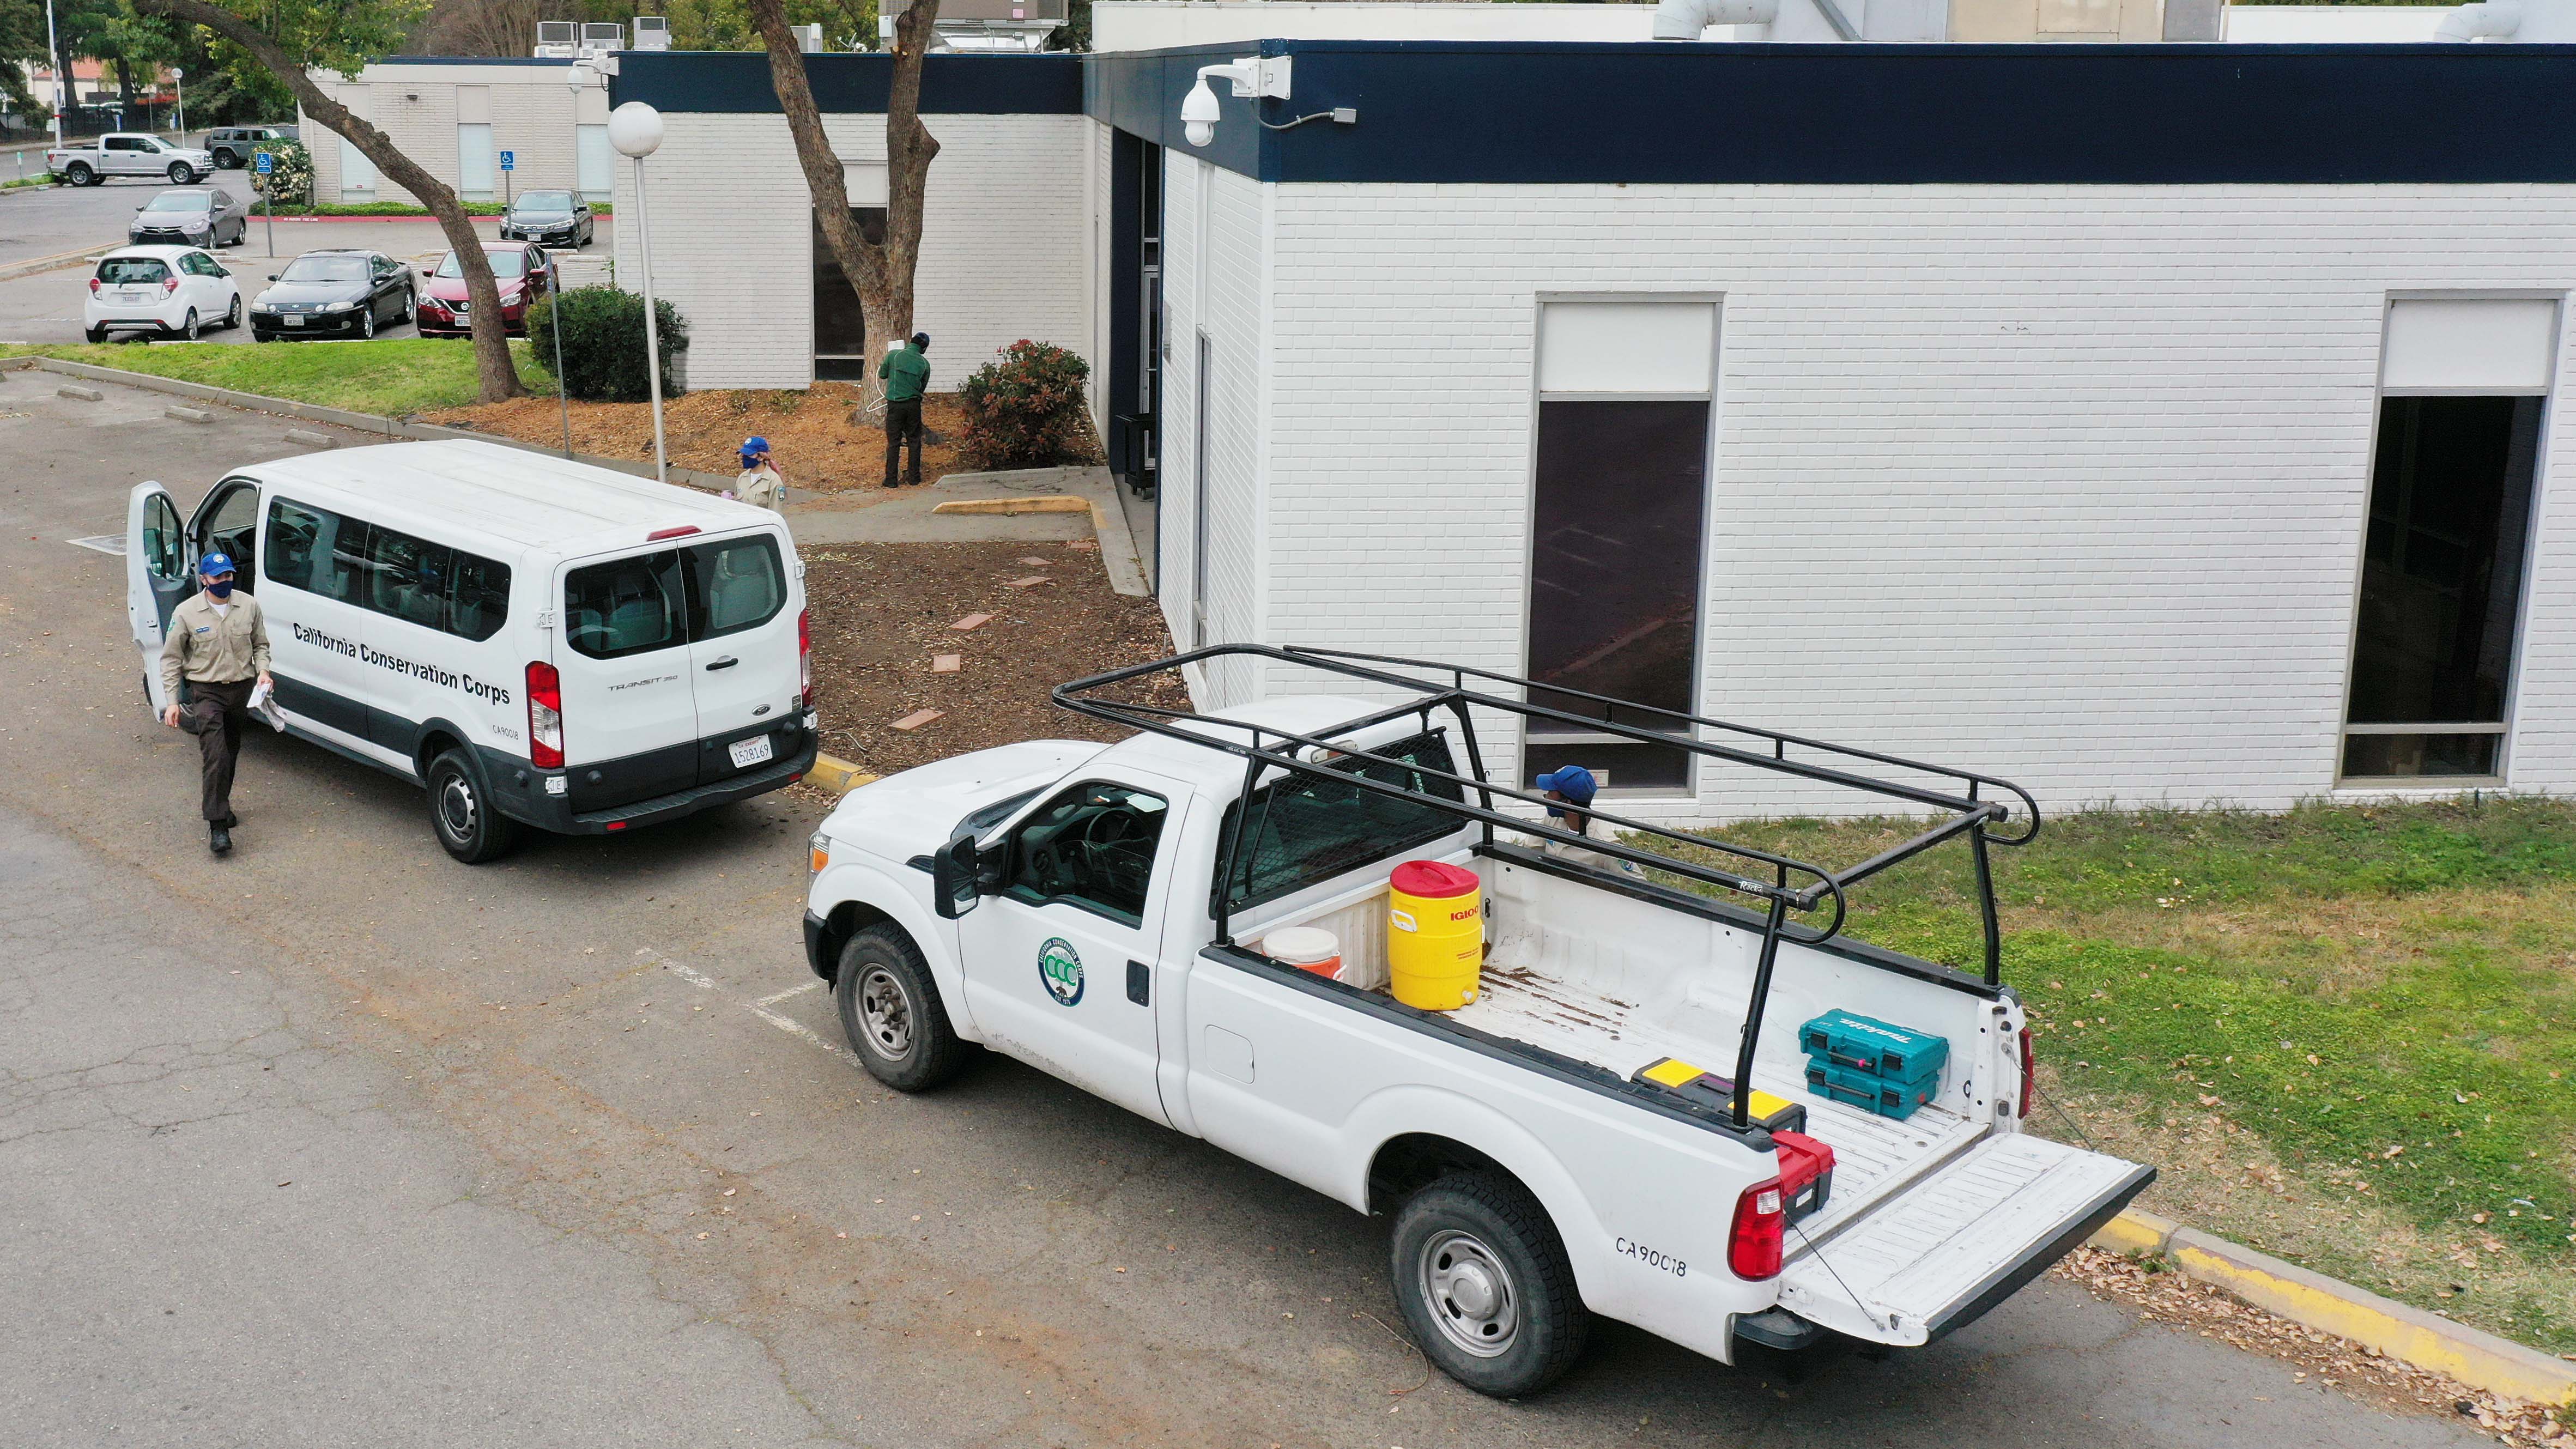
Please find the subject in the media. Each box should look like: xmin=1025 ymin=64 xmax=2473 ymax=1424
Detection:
xmin=416 ymin=241 xmax=550 ymax=338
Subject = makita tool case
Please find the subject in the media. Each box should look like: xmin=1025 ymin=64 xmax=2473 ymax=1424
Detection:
xmin=1799 ymin=1009 xmax=1950 ymax=1083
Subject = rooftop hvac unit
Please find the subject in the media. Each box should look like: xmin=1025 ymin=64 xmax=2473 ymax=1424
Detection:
xmin=881 ymin=0 xmax=1066 ymax=51
xmin=632 ymin=15 xmax=671 ymax=50
xmin=580 ymin=21 xmax=626 ymax=54
xmin=792 ymin=21 xmax=826 ymax=51
xmin=534 ymin=19 xmax=578 ymax=56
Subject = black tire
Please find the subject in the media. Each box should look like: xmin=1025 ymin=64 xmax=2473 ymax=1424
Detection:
xmin=833 ymin=924 xmax=973 ymax=1092
xmin=168 ymin=161 xmax=193 ymax=185
xmin=400 ymin=287 xmax=416 ymax=324
xmin=1389 ymin=1172 xmax=1590 ymax=1398
xmin=178 ymin=309 xmax=198 ymax=342
xmin=66 ymin=162 xmax=93 ymax=187
xmin=213 ymin=148 xmax=239 ymax=169
xmin=86 ymin=325 xmax=107 ymax=343
xmin=426 ymin=749 xmax=521 ymax=864
xmin=360 ymin=305 xmax=375 ymax=339
xmin=223 ymin=295 xmax=241 ymax=330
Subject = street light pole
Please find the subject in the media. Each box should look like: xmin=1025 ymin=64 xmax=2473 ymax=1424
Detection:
xmin=555 ymin=62 xmax=594 ymax=460
xmin=608 ymin=101 xmax=667 ymax=486
xmin=43 ymin=0 xmax=64 ymax=150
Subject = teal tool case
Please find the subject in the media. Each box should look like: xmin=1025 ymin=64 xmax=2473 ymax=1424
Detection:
xmin=1799 ymin=1009 xmax=1949 ymax=1120
xmin=1804 ymin=1059 xmax=1941 ymax=1120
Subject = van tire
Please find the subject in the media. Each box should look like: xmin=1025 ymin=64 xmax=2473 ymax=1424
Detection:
xmin=834 ymin=925 xmax=972 ymax=1092
xmin=1389 ymin=1171 xmax=1590 ymax=1398
xmin=427 ymin=749 xmax=520 ymax=864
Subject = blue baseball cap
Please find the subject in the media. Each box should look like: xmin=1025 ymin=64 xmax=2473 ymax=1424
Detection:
xmin=197 ymin=551 xmax=236 ymax=577
xmin=1535 ymin=766 xmax=1597 ymax=807
xmin=740 ymin=435 xmax=770 ymax=456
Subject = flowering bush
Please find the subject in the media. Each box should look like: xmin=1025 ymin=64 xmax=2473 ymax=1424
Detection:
xmin=248 ymin=140 xmax=311 ymax=208
xmin=955 ymin=339 xmax=1095 ymax=469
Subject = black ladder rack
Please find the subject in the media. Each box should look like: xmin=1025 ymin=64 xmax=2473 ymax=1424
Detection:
xmin=1053 ymin=644 xmax=2040 ymax=1131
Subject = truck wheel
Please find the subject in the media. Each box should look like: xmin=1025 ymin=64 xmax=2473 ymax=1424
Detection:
xmin=1389 ymin=1172 xmax=1590 ymax=1398
xmin=427 ymin=749 xmax=520 ymax=864
xmin=167 ymin=161 xmax=193 ymax=185
xmin=834 ymin=925 xmax=972 ymax=1092
xmin=65 ymin=162 xmax=92 ymax=187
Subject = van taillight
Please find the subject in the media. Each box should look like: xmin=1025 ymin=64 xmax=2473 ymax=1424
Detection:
xmin=526 ymin=660 xmax=563 ymax=768
xmin=797 ymin=608 xmax=813 ymax=710
xmin=2018 ymin=1024 xmax=2036 ymax=1121
xmin=1729 ymin=1177 xmax=1785 ymax=1280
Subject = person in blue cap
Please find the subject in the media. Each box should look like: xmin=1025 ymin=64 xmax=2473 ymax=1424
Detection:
xmin=733 ymin=435 xmax=786 ymax=513
xmin=157 ymin=551 xmax=271 ymax=856
xmin=1532 ymin=766 xmax=1644 ymax=878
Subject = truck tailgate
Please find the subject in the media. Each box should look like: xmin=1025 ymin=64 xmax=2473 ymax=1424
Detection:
xmin=1775 ymin=1133 xmax=2152 ymax=1347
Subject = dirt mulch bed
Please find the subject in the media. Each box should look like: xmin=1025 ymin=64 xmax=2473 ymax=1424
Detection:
xmin=421 ymin=385 xmax=967 ymax=493
xmin=802 ymin=541 xmax=1189 ymax=779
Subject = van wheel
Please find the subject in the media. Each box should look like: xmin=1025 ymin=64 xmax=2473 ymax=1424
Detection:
xmin=834 ymin=925 xmax=972 ymax=1092
xmin=1389 ymin=1172 xmax=1590 ymax=1398
xmin=427 ymin=749 xmax=520 ymax=864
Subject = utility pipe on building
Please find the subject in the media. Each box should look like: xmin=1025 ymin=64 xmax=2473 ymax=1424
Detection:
xmin=1650 ymin=0 xmax=1783 ymax=39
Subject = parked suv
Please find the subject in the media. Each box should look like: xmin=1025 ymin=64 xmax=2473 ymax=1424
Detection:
xmin=205 ymin=126 xmax=289 ymax=169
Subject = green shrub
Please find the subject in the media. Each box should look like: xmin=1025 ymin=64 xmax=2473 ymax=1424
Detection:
xmin=526 ymin=286 xmax=689 ymax=402
xmin=956 ymin=339 xmax=1094 ymax=469
xmin=248 ymin=140 xmax=311 ymax=208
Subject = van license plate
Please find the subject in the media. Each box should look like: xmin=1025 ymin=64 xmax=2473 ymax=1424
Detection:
xmin=729 ymin=735 xmax=774 ymax=769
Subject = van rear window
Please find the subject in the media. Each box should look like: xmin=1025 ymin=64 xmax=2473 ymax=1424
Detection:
xmin=565 ymin=536 xmax=786 ymax=659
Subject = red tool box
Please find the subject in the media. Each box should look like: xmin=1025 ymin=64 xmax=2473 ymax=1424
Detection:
xmin=1772 ymin=1129 xmax=1836 ymax=1224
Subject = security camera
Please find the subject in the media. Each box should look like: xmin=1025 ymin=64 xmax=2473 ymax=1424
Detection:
xmin=1180 ymin=76 xmax=1220 ymax=148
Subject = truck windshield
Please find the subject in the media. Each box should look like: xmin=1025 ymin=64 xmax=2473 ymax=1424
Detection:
xmin=1215 ymin=731 xmax=1468 ymax=912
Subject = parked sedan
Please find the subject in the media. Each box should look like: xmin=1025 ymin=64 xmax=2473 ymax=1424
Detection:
xmin=416 ymin=242 xmax=550 ymax=338
xmin=129 ymin=187 xmax=248 ymax=248
xmin=250 ymin=249 xmax=417 ymax=342
xmin=499 ymin=189 xmax=593 ymax=248
xmin=84 ymin=246 xmax=242 ymax=342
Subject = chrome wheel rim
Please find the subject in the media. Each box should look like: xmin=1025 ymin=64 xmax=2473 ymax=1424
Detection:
xmin=437 ymin=774 xmax=477 ymax=841
xmin=855 ymin=966 xmax=912 ymax=1060
xmin=1419 ymin=1228 xmax=1520 ymax=1359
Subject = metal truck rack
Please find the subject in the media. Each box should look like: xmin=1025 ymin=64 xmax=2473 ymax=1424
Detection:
xmin=1054 ymin=644 xmax=2041 ymax=1130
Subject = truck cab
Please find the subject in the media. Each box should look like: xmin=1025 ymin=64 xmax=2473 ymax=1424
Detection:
xmin=803 ymin=646 xmax=2151 ymax=1398
xmin=50 ymin=132 xmax=214 ymax=187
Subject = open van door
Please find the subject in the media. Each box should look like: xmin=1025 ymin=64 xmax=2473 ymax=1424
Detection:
xmin=126 ymin=482 xmax=193 ymax=714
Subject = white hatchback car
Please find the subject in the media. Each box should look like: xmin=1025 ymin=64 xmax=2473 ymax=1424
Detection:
xmin=84 ymin=245 xmax=243 ymax=342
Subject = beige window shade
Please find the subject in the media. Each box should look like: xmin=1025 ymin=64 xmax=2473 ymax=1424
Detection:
xmin=2383 ymin=299 xmax=2560 ymax=393
xmin=1538 ymin=301 xmax=1716 ymax=396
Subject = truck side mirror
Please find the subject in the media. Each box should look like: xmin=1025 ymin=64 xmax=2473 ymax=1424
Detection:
xmin=932 ymin=830 xmax=983 ymax=919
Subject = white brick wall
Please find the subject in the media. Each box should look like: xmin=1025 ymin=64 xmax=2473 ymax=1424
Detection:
xmin=613 ymin=111 xmax=1094 ymax=392
xmin=1154 ymin=179 xmax=2576 ymax=820
xmin=302 ymin=65 xmax=590 ymax=205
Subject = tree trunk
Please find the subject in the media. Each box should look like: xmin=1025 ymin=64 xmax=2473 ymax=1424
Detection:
xmin=748 ymin=0 xmax=940 ymax=414
xmin=113 ymin=56 xmax=136 ymax=113
xmin=133 ymin=0 xmax=525 ymax=403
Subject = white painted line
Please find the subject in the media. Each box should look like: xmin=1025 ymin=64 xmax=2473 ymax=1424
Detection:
xmin=643 ymin=950 xmax=841 ymax=1057
xmin=753 ymin=981 xmax=823 ymax=1007
xmin=749 ymin=1005 xmax=842 ymax=1057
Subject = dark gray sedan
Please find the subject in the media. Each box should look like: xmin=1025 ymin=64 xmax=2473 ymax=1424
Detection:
xmin=499 ymin=189 xmax=595 ymax=248
xmin=130 ymin=187 xmax=248 ymax=248
xmin=250 ymin=249 xmax=417 ymax=342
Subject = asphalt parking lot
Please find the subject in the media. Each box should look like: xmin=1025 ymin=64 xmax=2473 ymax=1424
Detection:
xmin=0 ymin=175 xmax=612 ymax=347
xmin=0 ymin=373 xmax=2500 ymax=1447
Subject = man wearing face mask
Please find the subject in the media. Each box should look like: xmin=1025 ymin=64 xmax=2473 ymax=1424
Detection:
xmin=158 ymin=552 xmax=272 ymax=857
xmin=1529 ymin=766 xmax=1645 ymax=879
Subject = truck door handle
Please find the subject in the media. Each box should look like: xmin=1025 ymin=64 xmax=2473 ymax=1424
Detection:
xmin=705 ymin=656 xmax=739 ymax=671
xmin=1126 ymin=959 xmax=1150 ymax=1007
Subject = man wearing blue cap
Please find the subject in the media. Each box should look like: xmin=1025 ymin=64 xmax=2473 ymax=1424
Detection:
xmin=157 ymin=551 xmax=271 ymax=856
xmin=1532 ymin=766 xmax=1644 ymax=878
xmin=734 ymin=435 xmax=786 ymax=513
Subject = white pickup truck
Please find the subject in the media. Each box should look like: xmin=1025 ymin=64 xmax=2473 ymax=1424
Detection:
xmin=800 ymin=646 xmax=2153 ymax=1397
xmin=48 ymin=132 xmax=214 ymax=187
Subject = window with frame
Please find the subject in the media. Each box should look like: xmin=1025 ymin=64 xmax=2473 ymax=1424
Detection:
xmin=1215 ymin=730 xmax=1469 ymax=914
xmin=1004 ymin=782 xmax=1171 ymax=927
xmin=565 ymin=537 xmax=779 ymax=659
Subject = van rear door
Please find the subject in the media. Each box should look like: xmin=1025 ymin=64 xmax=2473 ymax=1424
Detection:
xmin=677 ymin=529 xmax=800 ymax=787
xmin=555 ymin=547 xmax=699 ymax=813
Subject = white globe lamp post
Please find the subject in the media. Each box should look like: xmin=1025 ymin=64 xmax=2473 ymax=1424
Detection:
xmin=609 ymin=101 xmax=669 ymax=484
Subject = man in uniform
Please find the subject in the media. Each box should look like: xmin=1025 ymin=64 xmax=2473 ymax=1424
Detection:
xmin=734 ymin=435 xmax=787 ymax=513
xmin=1529 ymin=766 xmax=1645 ymax=879
xmin=878 ymin=331 xmax=931 ymax=488
xmin=158 ymin=551 xmax=272 ymax=856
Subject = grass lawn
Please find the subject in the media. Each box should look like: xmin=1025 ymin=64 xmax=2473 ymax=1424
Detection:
xmin=1656 ymin=798 xmax=2576 ymax=1353
xmin=2 ymin=340 xmax=555 ymax=416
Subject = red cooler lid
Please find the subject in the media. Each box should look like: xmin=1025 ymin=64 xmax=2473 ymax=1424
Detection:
xmin=1390 ymin=860 xmax=1478 ymax=899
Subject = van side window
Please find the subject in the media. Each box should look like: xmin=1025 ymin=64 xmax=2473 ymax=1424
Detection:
xmin=686 ymin=535 xmax=785 ymax=638
xmin=360 ymin=524 xmax=453 ymax=633
xmin=1214 ymin=731 xmax=1469 ymax=913
xmin=265 ymin=496 xmax=365 ymax=602
xmin=1004 ymin=783 xmax=1170 ymax=927
xmin=566 ymin=549 xmax=686 ymax=659
xmin=448 ymin=551 xmax=512 ymax=642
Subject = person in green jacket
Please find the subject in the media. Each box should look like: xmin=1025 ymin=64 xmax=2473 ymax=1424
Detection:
xmin=878 ymin=331 xmax=931 ymax=488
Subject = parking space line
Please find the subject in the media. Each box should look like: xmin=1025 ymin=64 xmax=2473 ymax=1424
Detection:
xmin=753 ymin=981 xmax=822 ymax=1007
xmin=641 ymin=950 xmax=841 ymax=1057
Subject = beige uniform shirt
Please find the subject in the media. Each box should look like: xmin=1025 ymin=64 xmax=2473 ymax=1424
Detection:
xmin=1535 ymin=817 xmax=1647 ymax=878
xmin=159 ymin=591 xmax=271 ymax=700
xmin=736 ymin=466 xmax=787 ymax=513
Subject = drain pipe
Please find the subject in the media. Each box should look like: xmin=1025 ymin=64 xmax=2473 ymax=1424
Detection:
xmin=1652 ymin=0 xmax=1786 ymax=40
xmin=2435 ymin=0 xmax=2524 ymax=39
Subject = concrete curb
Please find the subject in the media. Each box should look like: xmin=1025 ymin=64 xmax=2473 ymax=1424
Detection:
xmin=7 ymin=355 xmax=733 ymax=491
xmin=0 ymin=241 xmax=111 ymax=282
xmin=931 ymin=470 xmax=1151 ymax=598
xmin=2086 ymin=1208 xmax=2576 ymax=1405
xmin=807 ymin=754 xmax=878 ymax=796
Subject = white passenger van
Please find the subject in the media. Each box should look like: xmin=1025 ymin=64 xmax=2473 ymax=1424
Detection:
xmin=124 ymin=439 xmax=818 ymax=862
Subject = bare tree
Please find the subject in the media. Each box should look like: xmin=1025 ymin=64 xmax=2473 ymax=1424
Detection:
xmin=747 ymin=0 xmax=939 ymax=412
xmin=133 ymin=0 xmax=526 ymax=402
xmin=417 ymin=0 xmax=545 ymax=59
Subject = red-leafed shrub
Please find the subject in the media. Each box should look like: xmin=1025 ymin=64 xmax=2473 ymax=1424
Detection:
xmin=955 ymin=339 xmax=1096 ymax=469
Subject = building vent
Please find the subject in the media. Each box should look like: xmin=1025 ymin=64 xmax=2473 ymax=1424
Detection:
xmin=535 ymin=19 xmax=578 ymax=56
xmin=881 ymin=0 xmax=1068 ymax=51
xmin=633 ymin=15 xmax=671 ymax=50
xmin=581 ymin=22 xmax=626 ymax=53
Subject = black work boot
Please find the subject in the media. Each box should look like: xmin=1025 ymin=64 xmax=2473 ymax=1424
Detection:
xmin=209 ymin=823 xmax=232 ymax=856
xmin=221 ymin=812 xmax=239 ymax=829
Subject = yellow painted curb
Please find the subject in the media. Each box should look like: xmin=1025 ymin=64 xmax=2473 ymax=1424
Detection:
xmin=808 ymin=754 xmax=879 ymax=796
xmin=931 ymin=495 xmax=1092 ymax=516
xmin=2086 ymin=1208 xmax=2575 ymax=1406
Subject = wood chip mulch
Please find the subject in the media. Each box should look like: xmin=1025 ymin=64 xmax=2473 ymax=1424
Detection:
xmin=2053 ymin=1248 xmax=2573 ymax=1446
xmin=802 ymin=541 xmax=1189 ymax=779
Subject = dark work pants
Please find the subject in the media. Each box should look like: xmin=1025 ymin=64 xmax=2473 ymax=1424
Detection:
xmin=883 ymin=398 xmax=923 ymax=486
xmin=180 ymin=677 xmax=253 ymax=822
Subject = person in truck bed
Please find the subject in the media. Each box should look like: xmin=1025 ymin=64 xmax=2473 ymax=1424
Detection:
xmin=1530 ymin=766 xmax=1644 ymax=878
